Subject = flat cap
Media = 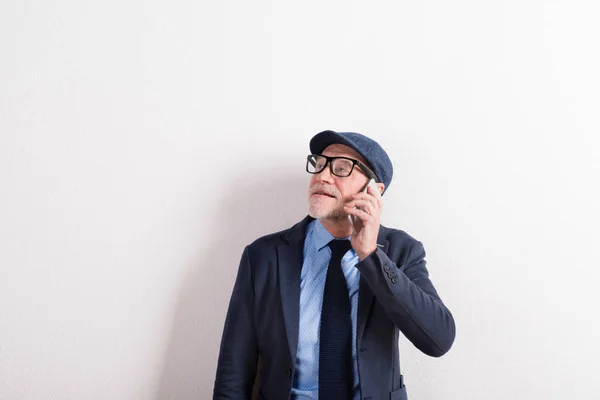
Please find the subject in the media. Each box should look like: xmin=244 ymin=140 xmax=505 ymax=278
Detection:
xmin=309 ymin=130 xmax=393 ymax=193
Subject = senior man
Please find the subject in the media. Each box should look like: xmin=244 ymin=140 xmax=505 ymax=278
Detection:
xmin=213 ymin=130 xmax=455 ymax=400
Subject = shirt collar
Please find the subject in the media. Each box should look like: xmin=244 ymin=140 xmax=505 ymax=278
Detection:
xmin=311 ymin=219 xmax=351 ymax=252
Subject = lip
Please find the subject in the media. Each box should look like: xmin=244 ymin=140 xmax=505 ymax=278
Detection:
xmin=312 ymin=193 xmax=336 ymax=199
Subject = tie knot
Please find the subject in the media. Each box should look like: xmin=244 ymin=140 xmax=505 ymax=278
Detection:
xmin=327 ymin=239 xmax=352 ymax=260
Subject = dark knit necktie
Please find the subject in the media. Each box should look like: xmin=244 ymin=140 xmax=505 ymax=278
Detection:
xmin=319 ymin=239 xmax=354 ymax=400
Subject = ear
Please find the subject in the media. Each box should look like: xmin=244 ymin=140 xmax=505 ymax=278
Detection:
xmin=377 ymin=183 xmax=385 ymax=196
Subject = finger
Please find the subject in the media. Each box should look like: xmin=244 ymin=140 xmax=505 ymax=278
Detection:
xmin=344 ymin=205 xmax=374 ymax=222
xmin=345 ymin=199 xmax=378 ymax=216
xmin=367 ymin=184 xmax=383 ymax=198
xmin=370 ymin=188 xmax=384 ymax=208
xmin=345 ymin=199 xmax=373 ymax=209
xmin=365 ymin=185 xmax=384 ymax=208
xmin=352 ymin=191 xmax=381 ymax=209
xmin=344 ymin=204 xmax=375 ymax=220
xmin=369 ymin=189 xmax=384 ymax=209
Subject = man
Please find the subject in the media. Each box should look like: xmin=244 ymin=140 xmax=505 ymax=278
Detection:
xmin=213 ymin=130 xmax=456 ymax=400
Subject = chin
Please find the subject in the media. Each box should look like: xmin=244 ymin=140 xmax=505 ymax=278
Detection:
xmin=308 ymin=195 xmax=348 ymax=220
xmin=308 ymin=205 xmax=324 ymax=219
xmin=308 ymin=204 xmax=346 ymax=220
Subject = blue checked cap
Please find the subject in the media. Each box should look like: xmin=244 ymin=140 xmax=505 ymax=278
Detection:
xmin=309 ymin=130 xmax=393 ymax=194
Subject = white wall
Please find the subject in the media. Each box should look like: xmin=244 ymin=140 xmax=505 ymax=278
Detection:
xmin=1 ymin=1 xmax=599 ymax=399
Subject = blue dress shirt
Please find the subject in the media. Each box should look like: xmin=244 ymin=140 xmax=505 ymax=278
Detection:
xmin=291 ymin=220 xmax=361 ymax=400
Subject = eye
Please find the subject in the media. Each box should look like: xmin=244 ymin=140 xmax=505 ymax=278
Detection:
xmin=333 ymin=160 xmax=353 ymax=175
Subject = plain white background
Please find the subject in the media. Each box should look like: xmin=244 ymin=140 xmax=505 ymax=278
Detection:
xmin=1 ymin=1 xmax=599 ymax=399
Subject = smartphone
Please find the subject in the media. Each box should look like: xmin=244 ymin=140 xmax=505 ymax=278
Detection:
xmin=349 ymin=179 xmax=381 ymax=235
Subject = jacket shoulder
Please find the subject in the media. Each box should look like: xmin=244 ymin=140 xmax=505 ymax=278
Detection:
xmin=380 ymin=224 xmax=421 ymax=246
xmin=246 ymin=216 xmax=312 ymax=253
xmin=379 ymin=225 xmax=425 ymax=265
xmin=247 ymin=227 xmax=292 ymax=251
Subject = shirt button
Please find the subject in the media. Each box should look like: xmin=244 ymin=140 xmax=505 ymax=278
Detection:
xmin=391 ymin=277 xmax=397 ymax=284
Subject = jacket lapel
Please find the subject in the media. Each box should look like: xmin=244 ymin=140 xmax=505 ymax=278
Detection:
xmin=357 ymin=228 xmax=389 ymax=346
xmin=278 ymin=216 xmax=313 ymax=366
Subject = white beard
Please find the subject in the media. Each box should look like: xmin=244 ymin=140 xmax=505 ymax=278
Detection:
xmin=308 ymin=197 xmax=347 ymax=220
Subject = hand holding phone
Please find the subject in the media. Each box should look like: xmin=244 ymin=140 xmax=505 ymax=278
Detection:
xmin=349 ymin=179 xmax=381 ymax=235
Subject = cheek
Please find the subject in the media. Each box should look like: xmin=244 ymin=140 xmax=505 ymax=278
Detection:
xmin=337 ymin=186 xmax=352 ymax=201
xmin=340 ymin=182 xmax=364 ymax=200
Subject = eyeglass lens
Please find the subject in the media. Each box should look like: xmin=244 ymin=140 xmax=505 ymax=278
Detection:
xmin=307 ymin=155 xmax=354 ymax=177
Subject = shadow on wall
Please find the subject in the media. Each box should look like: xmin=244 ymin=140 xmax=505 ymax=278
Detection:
xmin=155 ymin=168 xmax=308 ymax=399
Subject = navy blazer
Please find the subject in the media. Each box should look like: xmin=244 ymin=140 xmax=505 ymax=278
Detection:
xmin=213 ymin=216 xmax=455 ymax=400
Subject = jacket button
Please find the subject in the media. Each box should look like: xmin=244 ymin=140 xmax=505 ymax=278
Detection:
xmin=287 ymin=368 xmax=292 ymax=378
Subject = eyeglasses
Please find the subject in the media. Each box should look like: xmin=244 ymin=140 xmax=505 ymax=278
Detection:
xmin=306 ymin=154 xmax=379 ymax=182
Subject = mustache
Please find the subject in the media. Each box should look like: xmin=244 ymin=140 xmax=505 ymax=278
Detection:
xmin=309 ymin=184 xmax=341 ymax=199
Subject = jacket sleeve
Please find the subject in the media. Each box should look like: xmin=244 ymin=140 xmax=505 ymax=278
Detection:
xmin=213 ymin=246 xmax=258 ymax=399
xmin=356 ymin=240 xmax=456 ymax=357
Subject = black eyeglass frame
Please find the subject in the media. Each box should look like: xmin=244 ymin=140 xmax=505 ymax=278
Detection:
xmin=306 ymin=154 xmax=379 ymax=182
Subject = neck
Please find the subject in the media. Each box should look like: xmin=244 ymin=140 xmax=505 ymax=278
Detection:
xmin=319 ymin=216 xmax=354 ymax=238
